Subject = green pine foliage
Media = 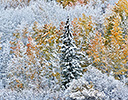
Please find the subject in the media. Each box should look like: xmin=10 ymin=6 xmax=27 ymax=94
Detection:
xmin=60 ymin=17 xmax=83 ymax=88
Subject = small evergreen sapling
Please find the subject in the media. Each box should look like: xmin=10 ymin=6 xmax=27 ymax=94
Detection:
xmin=60 ymin=17 xmax=83 ymax=88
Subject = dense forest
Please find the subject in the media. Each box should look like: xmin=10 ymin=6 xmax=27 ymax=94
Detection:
xmin=0 ymin=0 xmax=128 ymax=100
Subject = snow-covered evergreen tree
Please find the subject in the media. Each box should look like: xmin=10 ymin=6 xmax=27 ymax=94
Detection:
xmin=60 ymin=17 xmax=83 ymax=88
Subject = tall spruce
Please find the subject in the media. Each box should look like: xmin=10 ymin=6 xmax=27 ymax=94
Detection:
xmin=60 ymin=17 xmax=83 ymax=88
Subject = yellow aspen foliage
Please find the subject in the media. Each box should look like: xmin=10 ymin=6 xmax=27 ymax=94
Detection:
xmin=106 ymin=0 xmax=128 ymax=78
xmin=104 ymin=0 xmax=128 ymax=44
xmin=10 ymin=21 xmax=63 ymax=89
xmin=15 ymin=79 xmax=20 ymax=83
xmin=71 ymin=14 xmax=95 ymax=68
xmin=72 ymin=14 xmax=94 ymax=51
xmin=88 ymin=29 xmax=128 ymax=80
xmin=88 ymin=0 xmax=128 ymax=80
xmin=114 ymin=0 xmax=128 ymax=16
xmin=56 ymin=0 xmax=88 ymax=8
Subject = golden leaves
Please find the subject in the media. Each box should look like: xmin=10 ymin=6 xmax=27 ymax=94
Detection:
xmin=101 ymin=0 xmax=128 ymax=79
xmin=115 ymin=0 xmax=128 ymax=16
xmin=88 ymin=24 xmax=128 ymax=79
xmin=15 ymin=79 xmax=20 ymax=83
xmin=56 ymin=0 xmax=88 ymax=8
xmin=71 ymin=13 xmax=94 ymax=53
xmin=8 ymin=0 xmax=128 ymax=89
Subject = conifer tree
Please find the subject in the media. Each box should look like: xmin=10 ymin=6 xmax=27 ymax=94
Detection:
xmin=60 ymin=17 xmax=83 ymax=88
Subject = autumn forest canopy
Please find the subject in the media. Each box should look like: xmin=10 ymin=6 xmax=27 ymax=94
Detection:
xmin=0 ymin=0 xmax=128 ymax=100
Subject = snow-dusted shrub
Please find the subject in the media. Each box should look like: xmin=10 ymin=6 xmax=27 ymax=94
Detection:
xmin=65 ymin=78 xmax=105 ymax=100
xmin=65 ymin=65 xmax=128 ymax=100
xmin=0 ymin=88 xmax=70 ymax=100
xmin=83 ymin=65 xmax=128 ymax=100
